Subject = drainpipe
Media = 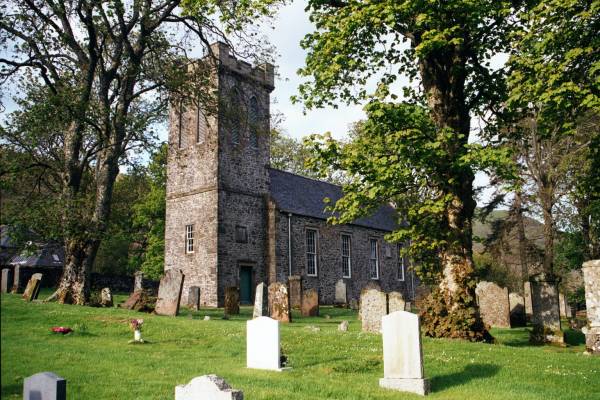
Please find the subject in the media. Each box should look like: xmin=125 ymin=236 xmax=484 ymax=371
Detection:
xmin=288 ymin=213 xmax=292 ymax=277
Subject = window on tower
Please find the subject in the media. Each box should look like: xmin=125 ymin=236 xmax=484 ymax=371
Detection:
xmin=197 ymin=106 xmax=207 ymax=144
xmin=229 ymin=88 xmax=242 ymax=145
xmin=248 ymin=96 xmax=259 ymax=148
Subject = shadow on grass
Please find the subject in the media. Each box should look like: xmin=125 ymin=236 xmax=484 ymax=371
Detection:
xmin=431 ymin=363 xmax=500 ymax=393
xmin=564 ymin=329 xmax=585 ymax=346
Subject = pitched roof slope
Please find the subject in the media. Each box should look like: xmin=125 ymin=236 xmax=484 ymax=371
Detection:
xmin=268 ymin=168 xmax=398 ymax=232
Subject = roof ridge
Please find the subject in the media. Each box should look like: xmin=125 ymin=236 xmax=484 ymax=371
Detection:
xmin=267 ymin=167 xmax=342 ymax=190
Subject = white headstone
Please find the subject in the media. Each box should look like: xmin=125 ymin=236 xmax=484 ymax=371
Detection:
xmin=175 ymin=375 xmax=243 ymax=400
xmin=335 ymin=279 xmax=347 ymax=305
xmin=379 ymin=311 xmax=430 ymax=396
xmin=23 ymin=371 xmax=66 ymax=400
xmin=247 ymin=316 xmax=282 ymax=371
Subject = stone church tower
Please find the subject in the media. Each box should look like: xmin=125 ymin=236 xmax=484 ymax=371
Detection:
xmin=164 ymin=42 xmax=275 ymax=307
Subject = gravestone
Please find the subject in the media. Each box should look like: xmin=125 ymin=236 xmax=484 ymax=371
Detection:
xmin=509 ymin=292 xmax=526 ymax=327
xmin=379 ymin=311 xmax=429 ymax=396
xmin=558 ymin=293 xmax=570 ymax=319
xmin=404 ymin=301 xmax=412 ymax=312
xmin=120 ymin=290 xmax=148 ymax=311
xmin=288 ymin=275 xmax=302 ymax=310
xmin=582 ymin=259 xmax=600 ymax=354
xmin=175 ymin=375 xmax=243 ymax=400
xmin=253 ymin=282 xmax=268 ymax=318
xmin=155 ymin=269 xmax=185 ymax=316
xmin=188 ymin=286 xmax=200 ymax=311
xmin=475 ymin=281 xmax=511 ymax=328
xmin=387 ymin=291 xmax=406 ymax=314
xmin=524 ymin=281 xmax=533 ymax=320
xmin=334 ymin=279 xmax=347 ymax=306
xmin=247 ymin=316 xmax=282 ymax=371
xmin=360 ymin=284 xmax=387 ymax=333
xmin=1 ymin=268 xmax=12 ymax=293
xmin=301 ymin=288 xmax=319 ymax=317
xmin=349 ymin=298 xmax=359 ymax=311
xmin=338 ymin=320 xmax=349 ymax=332
xmin=11 ymin=265 xmax=21 ymax=293
xmin=134 ymin=271 xmax=144 ymax=292
xmin=529 ymin=273 xmax=563 ymax=344
xmin=100 ymin=288 xmax=113 ymax=307
xmin=224 ymin=287 xmax=240 ymax=315
xmin=23 ymin=371 xmax=66 ymax=400
xmin=22 ymin=273 xmax=42 ymax=302
xmin=268 ymin=282 xmax=291 ymax=323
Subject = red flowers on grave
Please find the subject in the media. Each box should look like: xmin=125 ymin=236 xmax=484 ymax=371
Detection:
xmin=51 ymin=326 xmax=73 ymax=334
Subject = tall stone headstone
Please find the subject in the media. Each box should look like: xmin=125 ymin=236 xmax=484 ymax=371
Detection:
xmin=509 ymin=292 xmax=526 ymax=327
xmin=524 ymin=281 xmax=533 ymax=320
xmin=100 ymin=287 xmax=113 ymax=307
xmin=253 ymin=282 xmax=268 ymax=318
xmin=268 ymin=282 xmax=291 ymax=323
xmin=529 ymin=273 xmax=563 ymax=344
xmin=379 ymin=311 xmax=430 ymax=396
xmin=134 ymin=271 xmax=144 ymax=292
xmin=247 ymin=316 xmax=282 ymax=371
xmin=360 ymin=284 xmax=387 ymax=333
xmin=155 ymin=269 xmax=185 ymax=316
xmin=22 ymin=273 xmax=42 ymax=302
xmin=334 ymin=279 xmax=347 ymax=306
xmin=387 ymin=291 xmax=406 ymax=314
xmin=475 ymin=281 xmax=511 ymax=328
xmin=1 ymin=268 xmax=12 ymax=293
xmin=582 ymin=259 xmax=600 ymax=354
xmin=11 ymin=265 xmax=21 ymax=293
xmin=224 ymin=287 xmax=240 ymax=315
xmin=175 ymin=375 xmax=243 ymax=400
xmin=23 ymin=371 xmax=66 ymax=400
xmin=301 ymin=288 xmax=319 ymax=317
xmin=188 ymin=286 xmax=201 ymax=311
xmin=558 ymin=292 xmax=570 ymax=319
xmin=288 ymin=275 xmax=302 ymax=310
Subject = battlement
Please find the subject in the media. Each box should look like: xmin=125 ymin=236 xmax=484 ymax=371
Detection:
xmin=209 ymin=42 xmax=275 ymax=91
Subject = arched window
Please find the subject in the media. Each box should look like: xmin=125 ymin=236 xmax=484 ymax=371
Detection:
xmin=196 ymin=106 xmax=207 ymax=144
xmin=177 ymin=99 xmax=185 ymax=149
xmin=248 ymin=96 xmax=259 ymax=148
xmin=229 ymin=88 xmax=242 ymax=145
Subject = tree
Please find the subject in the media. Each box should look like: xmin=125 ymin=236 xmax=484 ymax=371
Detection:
xmin=1 ymin=0 xmax=281 ymax=304
xmin=296 ymin=0 xmax=517 ymax=340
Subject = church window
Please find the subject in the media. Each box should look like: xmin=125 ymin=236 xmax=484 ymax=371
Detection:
xmin=177 ymin=100 xmax=184 ymax=149
xmin=197 ymin=106 xmax=207 ymax=144
xmin=397 ymin=244 xmax=406 ymax=281
xmin=235 ymin=225 xmax=248 ymax=243
xmin=306 ymin=229 xmax=318 ymax=276
xmin=248 ymin=96 xmax=259 ymax=148
xmin=341 ymin=234 xmax=351 ymax=278
xmin=185 ymin=224 xmax=194 ymax=254
xmin=369 ymin=239 xmax=379 ymax=279
xmin=230 ymin=88 xmax=242 ymax=145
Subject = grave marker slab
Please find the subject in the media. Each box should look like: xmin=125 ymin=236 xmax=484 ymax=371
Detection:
xmin=582 ymin=259 xmax=600 ymax=354
xmin=23 ymin=371 xmax=66 ymax=400
xmin=288 ymin=275 xmax=302 ymax=310
xmin=22 ymin=273 xmax=42 ymax=302
xmin=335 ymin=279 xmax=347 ymax=306
xmin=509 ymin=292 xmax=526 ymax=327
xmin=524 ymin=281 xmax=533 ymax=320
xmin=379 ymin=311 xmax=429 ymax=396
xmin=387 ymin=291 xmax=406 ymax=314
xmin=224 ymin=287 xmax=240 ymax=315
xmin=247 ymin=317 xmax=282 ymax=371
xmin=253 ymin=282 xmax=268 ymax=318
xmin=155 ymin=269 xmax=184 ymax=316
xmin=530 ymin=273 xmax=563 ymax=344
xmin=134 ymin=271 xmax=144 ymax=292
xmin=559 ymin=293 xmax=570 ymax=319
xmin=175 ymin=375 xmax=243 ymax=400
xmin=11 ymin=265 xmax=21 ymax=293
xmin=1 ymin=268 xmax=12 ymax=293
xmin=360 ymin=284 xmax=387 ymax=333
xmin=268 ymin=282 xmax=291 ymax=323
xmin=475 ymin=281 xmax=511 ymax=328
xmin=188 ymin=286 xmax=200 ymax=311
xmin=100 ymin=287 xmax=113 ymax=307
xmin=301 ymin=288 xmax=319 ymax=317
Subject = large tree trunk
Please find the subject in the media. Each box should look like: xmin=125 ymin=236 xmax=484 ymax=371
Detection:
xmin=539 ymin=189 xmax=554 ymax=275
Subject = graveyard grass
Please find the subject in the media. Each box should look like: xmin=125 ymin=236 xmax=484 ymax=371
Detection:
xmin=2 ymin=292 xmax=599 ymax=400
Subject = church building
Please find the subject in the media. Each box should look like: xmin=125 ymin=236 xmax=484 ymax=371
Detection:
xmin=164 ymin=42 xmax=417 ymax=307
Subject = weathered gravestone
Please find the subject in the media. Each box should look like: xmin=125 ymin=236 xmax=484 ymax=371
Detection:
xmin=379 ymin=311 xmax=430 ymax=396
xmin=559 ymin=293 xmax=571 ymax=319
xmin=224 ymin=287 xmax=240 ymax=315
xmin=335 ymin=279 xmax=347 ymax=306
xmin=475 ymin=281 xmax=510 ymax=328
xmin=100 ymin=288 xmax=113 ymax=307
xmin=1 ymin=268 xmax=12 ymax=293
xmin=288 ymin=275 xmax=302 ymax=310
xmin=23 ymin=371 xmax=66 ymax=400
xmin=175 ymin=375 xmax=243 ymax=400
xmin=387 ymin=291 xmax=406 ymax=314
xmin=509 ymin=292 xmax=526 ymax=327
xmin=360 ymin=284 xmax=387 ymax=333
xmin=22 ymin=273 xmax=42 ymax=302
xmin=529 ymin=273 xmax=563 ymax=344
xmin=155 ymin=269 xmax=185 ymax=316
xmin=11 ymin=265 xmax=21 ymax=293
xmin=120 ymin=290 xmax=149 ymax=311
xmin=134 ymin=271 xmax=144 ymax=292
xmin=268 ymin=282 xmax=291 ymax=323
xmin=338 ymin=320 xmax=349 ymax=332
xmin=301 ymin=288 xmax=319 ymax=317
xmin=188 ymin=286 xmax=200 ymax=311
xmin=349 ymin=298 xmax=359 ymax=311
xmin=247 ymin=316 xmax=283 ymax=371
xmin=582 ymin=259 xmax=600 ymax=354
xmin=253 ymin=282 xmax=268 ymax=318
xmin=524 ymin=281 xmax=533 ymax=321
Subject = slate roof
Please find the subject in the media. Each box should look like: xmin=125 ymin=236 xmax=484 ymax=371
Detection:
xmin=9 ymin=243 xmax=64 ymax=268
xmin=268 ymin=168 xmax=398 ymax=232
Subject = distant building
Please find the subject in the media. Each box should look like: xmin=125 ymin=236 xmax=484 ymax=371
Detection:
xmin=164 ymin=43 xmax=417 ymax=307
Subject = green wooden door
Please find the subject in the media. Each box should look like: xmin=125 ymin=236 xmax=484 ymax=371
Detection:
xmin=240 ymin=266 xmax=253 ymax=305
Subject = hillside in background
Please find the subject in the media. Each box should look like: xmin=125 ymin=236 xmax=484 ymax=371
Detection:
xmin=472 ymin=209 xmax=545 ymax=254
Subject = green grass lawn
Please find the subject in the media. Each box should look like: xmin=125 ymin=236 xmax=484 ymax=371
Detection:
xmin=2 ymin=291 xmax=599 ymax=400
